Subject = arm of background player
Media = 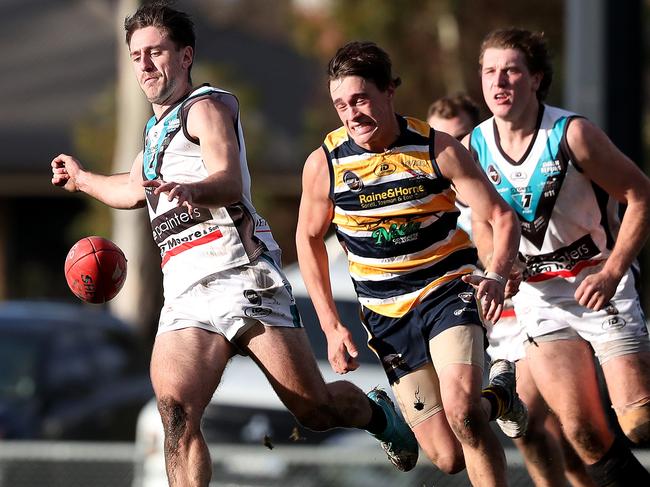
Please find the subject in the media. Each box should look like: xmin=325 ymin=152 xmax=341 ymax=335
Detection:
xmin=568 ymin=117 xmax=650 ymax=310
xmin=296 ymin=147 xmax=359 ymax=374
xmin=51 ymin=152 xmax=146 ymax=209
xmin=436 ymin=132 xmax=520 ymax=320
xmin=142 ymin=97 xmax=243 ymax=209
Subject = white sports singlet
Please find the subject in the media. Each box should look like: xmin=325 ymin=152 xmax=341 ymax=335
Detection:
xmin=142 ymin=85 xmax=279 ymax=298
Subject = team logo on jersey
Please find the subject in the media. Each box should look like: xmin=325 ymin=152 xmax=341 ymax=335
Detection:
xmin=343 ymin=170 xmax=364 ymax=192
xmin=602 ymin=316 xmax=626 ymax=330
xmin=454 ymin=307 xmax=471 ymax=316
xmin=374 ymin=162 xmax=396 ymax=177
xmin=487 ymin=165 xmax=501 ymax=184
xmin=243 ymin=289 xmax=262 ymax=305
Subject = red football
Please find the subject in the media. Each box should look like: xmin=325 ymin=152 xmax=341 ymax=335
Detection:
xmin=64 ymin=236 xmax=128 ymax=304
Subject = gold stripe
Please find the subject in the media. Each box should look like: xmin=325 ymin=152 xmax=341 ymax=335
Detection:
xmin=363 ymin=270 xmax=473 ymax=318
xmin=348 ymin=231 xmax=473 ymax=276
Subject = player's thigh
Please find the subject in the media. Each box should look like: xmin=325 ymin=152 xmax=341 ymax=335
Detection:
xmin=392 ymin=363 xmax=462 ymax=468
xmin=514 ymin=358 xmax=549 ymax=421
xmin=431 ymin=324 xmax=485 ymax=406
xmin=525 ymin=338 xmax=605 ymax=426
xmin=151 ymin=327 xmax=235 ymax=408
xmin=239 ymin=323 xmax=330 ymax=408
xmin=601 ymin=351 xmax=650 ymax=408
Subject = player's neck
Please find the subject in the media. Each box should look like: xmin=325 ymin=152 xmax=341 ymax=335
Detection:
xmin=494 ymin=103 xmax=539 ymax=141
xmin=151 ymin=83 xmax=194 ymax=119
xmin=494 ymin=102 xmax=540 ymax=160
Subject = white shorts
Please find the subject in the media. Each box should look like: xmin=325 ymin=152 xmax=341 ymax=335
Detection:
xmin=512 ymin=268 xmax=649 ymax=350
xmin=157 ymin=253 xmax=302 ymax=342
xmin=485 ymin=301 xmax=526 ymax=362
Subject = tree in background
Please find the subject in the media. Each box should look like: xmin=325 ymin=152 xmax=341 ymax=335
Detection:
xmin=289 ymin=0 xmax=564 ymax=144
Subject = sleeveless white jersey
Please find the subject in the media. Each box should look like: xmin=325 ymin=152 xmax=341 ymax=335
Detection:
xmin=142 ymin=85 xmax=279 ymax=298
xmin=470 ymin=104 xmax=621 ymax=291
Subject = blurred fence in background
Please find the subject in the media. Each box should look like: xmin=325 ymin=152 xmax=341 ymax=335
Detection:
xmin=1 ymin=442 xmax=649 ymax=487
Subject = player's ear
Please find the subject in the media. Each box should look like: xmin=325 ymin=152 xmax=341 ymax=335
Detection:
xmin=182 ymin=46 xmax=193 ymax=69
xmin=531 ymin=71 xmax=543 ymax=93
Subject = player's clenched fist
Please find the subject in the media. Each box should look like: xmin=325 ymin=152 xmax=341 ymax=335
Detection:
xmin=51 ymin=154 xmax=83 ymax=192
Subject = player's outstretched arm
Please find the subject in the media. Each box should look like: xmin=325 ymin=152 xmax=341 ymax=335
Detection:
xmin=568 ymin=118 xmax=650 ymax=310
xmin=51 ymin=153 xmax=146 ymax=209
xmin=143 ymin=97 xmax=243 ymax=211
xmin=437 ymin=132 xmax=521 ymax=322
xmin=296 ymin=148 xmax=359 ymax=374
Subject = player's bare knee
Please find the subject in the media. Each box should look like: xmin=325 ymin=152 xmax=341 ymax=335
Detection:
xmin=616 ymin=397 xmax=650 ymax=446
xmin=445 ymin=404 xmax=484 ymax=447
xmin=562 ymin=420 xmax=607 ymax=458
xmin=158 ymin=396 xmax=189 ymax=446
xmin=427 ymin=451 xmax=465 ymax=474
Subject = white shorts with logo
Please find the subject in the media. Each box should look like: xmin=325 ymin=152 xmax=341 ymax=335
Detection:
xmin=512 ymin=267 xmax=649 ymax=356
xmin=157 ymin=253 xmax=302 ymax=342
xmin=485 ymin=302 xmax=526 ymax=362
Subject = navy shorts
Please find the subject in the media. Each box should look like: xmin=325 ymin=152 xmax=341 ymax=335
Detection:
xmin=361 ymin=278 xmax=484 ymax=383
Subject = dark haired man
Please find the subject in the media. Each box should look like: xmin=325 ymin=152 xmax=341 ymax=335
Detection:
xmin=470 ymin=27 xmax=650 ymax=486
xmin=51 ymin=4 xmax=418 ymax=486
xmin=297 ymin=41 xmax=525 ymax=486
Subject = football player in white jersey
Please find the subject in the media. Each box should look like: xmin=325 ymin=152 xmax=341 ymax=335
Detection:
xmin=430 ymin=93 xmax=594 ymax=487
xmin=50 ymin=4 xmax=420 ymax=485
xmin=470 ymin=27 xmax=650 ymax=486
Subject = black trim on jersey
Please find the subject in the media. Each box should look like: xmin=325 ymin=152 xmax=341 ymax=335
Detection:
xmin=334 ymin=175 xmax=450 ymax=211
xmin=180 ymin=89 xmax=242 ymax=150
xmin=336 ymin=211 xmax=461 ymax=259
xmin=560 ymin=115 xmax=586 ymax=173
xmin=352 ymin=247 xmax=478 ymax=299
xmin=331 ymin=139 xmax=364 ymax=159
xmin=428 ymin=128 xmax=444 ymax=179
xmin=493 ymin=103 xmax=545 ymax=166
xmin=155 ymin=89 xmax=193 ymax=123
xmin=592 ymin=182 xmax=615 ymax=250
xmin=322 ymin=144 xmax=336 ymax=202
xmin=226 ymin=202 xmax=267 ymax=260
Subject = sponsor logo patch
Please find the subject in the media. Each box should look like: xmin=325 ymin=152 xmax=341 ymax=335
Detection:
xmin=244 ymin=307 xmax=272 ymax=318
xmin=458 ymin=292 xmax=474 ymax=303
xmin=602 ymin=316 xmax=626 ymax=330
xmin=243 ymin=289 xmax=261 ymax=305
xmin=372 ymin=221 xmax=421 ymax=245
xmin=454 ymin=307 xmax=470 ymax=316
xmin=374 ymin=162 xmax=396 ymax=177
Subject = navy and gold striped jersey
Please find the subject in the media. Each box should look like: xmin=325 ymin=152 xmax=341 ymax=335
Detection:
xmin=323 ymin=115 xmax=478 ymax=318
